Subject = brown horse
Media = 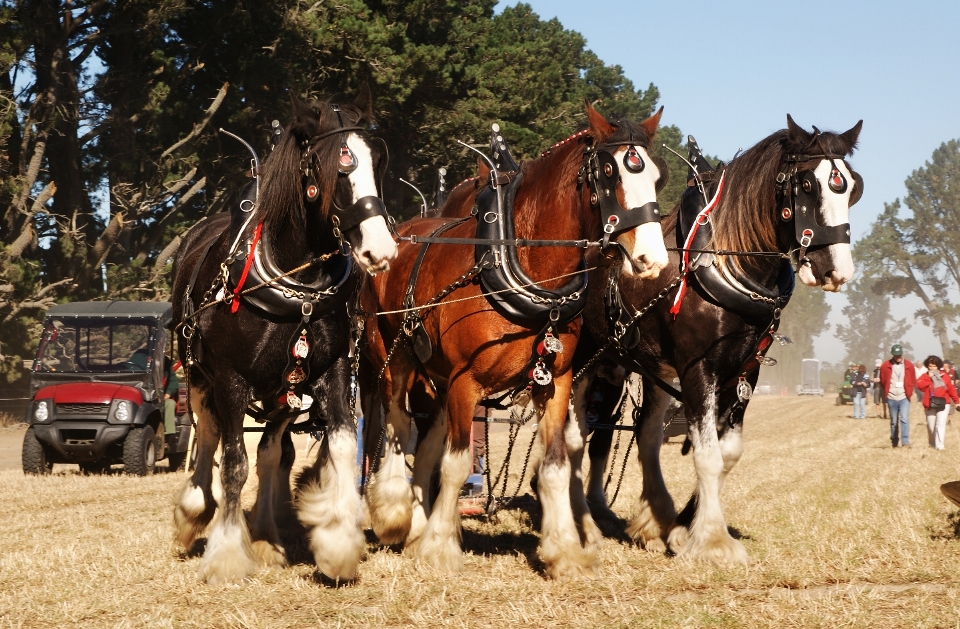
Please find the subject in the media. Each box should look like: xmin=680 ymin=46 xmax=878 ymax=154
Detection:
xmin=360 ymin=103 xmax=669 ymax=577
xmin=573 ymin=116 xmax=863 ymax=564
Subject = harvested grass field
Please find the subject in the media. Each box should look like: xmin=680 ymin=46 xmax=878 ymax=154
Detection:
xmin=3 ymin=396 xmax=960 ymax=628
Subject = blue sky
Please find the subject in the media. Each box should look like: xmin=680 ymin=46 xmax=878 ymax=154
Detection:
xmin=495 ymin=0 xmax=960 ymax=363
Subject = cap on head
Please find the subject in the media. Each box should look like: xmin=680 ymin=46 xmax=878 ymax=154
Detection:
xmin=891 ymin=344 xmax=903 ymax=356
xmin=875 ymin=359 xmax=882 ymax=367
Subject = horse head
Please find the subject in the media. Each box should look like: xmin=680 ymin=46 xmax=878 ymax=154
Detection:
xmin=782 ymin=115 xmax=863 ymax=292
xmin=279 ymin=89 xmax=398 ymax=274
xmin=585 ymin=103 xmax=669 ymax=279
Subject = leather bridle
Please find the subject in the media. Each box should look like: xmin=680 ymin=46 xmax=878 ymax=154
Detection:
xmin=775 ymin=139 xmax=861 ymax=265
xmin=298 ymin=104 xmax=390 ymax=237
xmin=581 ymin=141 xmax=662 ymax=248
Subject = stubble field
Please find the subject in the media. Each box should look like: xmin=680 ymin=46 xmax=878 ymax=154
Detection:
xmin=2 ymin=395 xmax=960 ymax=628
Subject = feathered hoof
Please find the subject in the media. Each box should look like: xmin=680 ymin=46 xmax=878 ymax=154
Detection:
xmin=198 ymin=544 xmax=258 ymax=585
xmin=540 ymin=532 xmax=598 ymax=580
xmin=676 ymin=529 xmax=748 ymax=566
xmin=666 ymin=523 xmax=689 ymax=553
xmin=250 ymin=540 xmax=288 ymax=569
xmin=626 ymin=506 xmax=669 ymax=553
xmin=367 ymin=476 xmax=414 ymax=545
xmin=409 ymin=531 xmax=464 ymax=575
xmin=173 ymin=483 xmax=216 ymax=551
xmin=309 ymin=522 xmax=365 ymax=582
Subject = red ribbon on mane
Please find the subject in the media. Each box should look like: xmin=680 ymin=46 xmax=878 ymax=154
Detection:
xmin=230 ymin=222 xmax=263 ymax=314
xmin=670 ymin=171 xmax=726 ymax=318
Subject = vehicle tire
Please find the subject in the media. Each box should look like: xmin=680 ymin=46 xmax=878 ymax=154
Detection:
xmin=123 ymin=425 xmax=157 ymax=476
xmin=835 ymin=396 xmax=842 ymax=406
xmin=22 ymin=427 xmax=52 ymax=475
xmin=155 ymin=426 xmax=166 ymax=462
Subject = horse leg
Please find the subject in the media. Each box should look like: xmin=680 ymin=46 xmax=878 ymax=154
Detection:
xmin=670 ymin=390 xmax=747 ymax=555
xmin=626 ymin=379 xmax=678 ymax=552
xmin=671 ymin=370 xmax=747 ymax=565
xmin=571 ymin=371 xmax=621 ymax=519
xmin=367 ymin=353 xmax=416 ymax=545
xmin=407 ymin=378 xmax=476 ymax=574
xmin=248 ymin=415 xmax=295 ymax=568
xmin=297 ymin=355 xmax=366 ymax=581
xmin=174 ymin=386 xmax=222 ymax=551
xmin=407 ymin=402 xmax=447 ymax=546
xmin=198 ymin=378 xmax=258 ymax=584
xmin=538 ymin=371 xmax=600 ymax=579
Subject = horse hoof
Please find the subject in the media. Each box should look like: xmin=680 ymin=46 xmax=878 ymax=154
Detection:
xmin=410 ymin=533 xmax=463 ymax=575
xmin=173 ymin=483 xmax=216 ymax=551
xmin=540 ymin=533 xmax=598 ymax=580
xmin=626 ymin=505 xmax=670 ymax=552
xmin=367 ymin=476 xmax=414 ymax=545
xmin=251 ymin=540 xmax=287 ymax=569
xmin=198 ymin=548 xmax=258 ymax=585
xmin=666 ymin=524 xmax=689 ymax=553
xmin=677 ymin=530 xmax=747 ymax=566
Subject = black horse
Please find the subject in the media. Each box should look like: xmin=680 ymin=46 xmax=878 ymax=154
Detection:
xmin=171 ymin=90 xmax=397 ymax=584
xmin=572 ymin=116 xmax=863 ymax=564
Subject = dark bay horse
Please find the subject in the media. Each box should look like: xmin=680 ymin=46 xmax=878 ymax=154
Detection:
xmin=574 ymin=116 xmax=863 ymax=564
xmin=360 ymin=104 xmax=669 ymax=578
xmin=171 ymin=91 xmax=397 ymax=584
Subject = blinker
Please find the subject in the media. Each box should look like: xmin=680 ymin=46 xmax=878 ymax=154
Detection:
xmin=828 ymin=166 xmax=847 ymax=194
xmin=339 ymin=145 xmax=358 ymax=173
xmin=623 ymin=145 xmax=645 ymax=173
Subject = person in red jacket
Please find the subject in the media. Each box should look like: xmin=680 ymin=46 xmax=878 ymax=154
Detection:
xmin=915 ymin=355 xmax=960 ymax=450
xmin=879 ymin=344 xmax=916 ymax=448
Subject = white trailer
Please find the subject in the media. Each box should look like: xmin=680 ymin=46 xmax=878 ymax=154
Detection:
xmin=796 ymin=358 xmax=824 ymax=395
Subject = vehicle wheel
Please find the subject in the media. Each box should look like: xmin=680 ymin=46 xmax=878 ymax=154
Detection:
xmin=22 ymin=428 xmax=52 ymax=475
xmin=835 ymin=396 xmax=842 ymax=406
xmin=123 ymin=425 xmax=157 ymax=476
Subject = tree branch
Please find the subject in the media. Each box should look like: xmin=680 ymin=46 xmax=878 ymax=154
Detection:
xmin=160 ymin=82 xmax=229 ymax=159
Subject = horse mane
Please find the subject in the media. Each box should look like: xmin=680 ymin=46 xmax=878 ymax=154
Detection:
xmin=254 ymin=98 xmax=371 ymax=248
xmin=709 ymin=125 xmax=859 ymax=272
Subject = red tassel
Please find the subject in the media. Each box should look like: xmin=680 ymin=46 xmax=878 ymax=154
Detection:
xmin=230 ymin=222 xmax=263 ymax=314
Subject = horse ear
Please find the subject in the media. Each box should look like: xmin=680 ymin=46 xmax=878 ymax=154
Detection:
xmin=839 ymin=120 xmax=863 ymax=153
xmin=289 ymin=93 xmax=316 ymax=122
xmin=786 ymin=114 xmax=811 ymax=146
xmin=585 ymin=100 xmax=615 ymax=142
xmin=477 ymin=157 xmax=490 ymax=181
xmin=640 ymin=106 xmax=664 ymax=141
xmin=353 ymin=83 xmax=375 ymax=123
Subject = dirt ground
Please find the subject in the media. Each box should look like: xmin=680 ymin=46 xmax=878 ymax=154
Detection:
xmin=3 ymin=396 xmax=960 ymax=628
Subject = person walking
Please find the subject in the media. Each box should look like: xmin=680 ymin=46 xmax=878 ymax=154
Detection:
xmin=916 ymin=355 xmax=960 ymax=450
xmin=851 ymin=364 xmax=870 ymax=419
xmin=879 ymin=344 xmax=916 ymax=448
xmin=872 ymin=358 xmax=886 ymax=419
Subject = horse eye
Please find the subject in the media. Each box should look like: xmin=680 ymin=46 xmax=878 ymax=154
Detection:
xmin=623 ymin=146 xmax=645 ymax=173
xmin=828 ymin=167 xmax=847 ymax=194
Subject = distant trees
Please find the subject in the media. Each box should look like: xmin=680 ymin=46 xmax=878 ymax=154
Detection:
xmin=854 ymin=139 xmax=960 ymax=358
xmin=835 ymin=275 xmax=911 ymax=366
xmin=758 ymin=284 xmax=832 ymax=391
xmin=0 ymin=1 xmax=690 ymax=383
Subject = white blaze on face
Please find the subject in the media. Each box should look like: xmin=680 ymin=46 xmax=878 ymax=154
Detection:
xmin=798 ymin=159 xmax=854 ymax=290
xmin=614 ymin=145 xmax=668 ymax=279
xmin=344 ymin=132 xmax=398 ymax=272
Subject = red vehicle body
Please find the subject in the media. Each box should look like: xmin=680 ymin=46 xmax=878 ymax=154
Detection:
xmin=22 ymin=301 xmax=191 ymax=475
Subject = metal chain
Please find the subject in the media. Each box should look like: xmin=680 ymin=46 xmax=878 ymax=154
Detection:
xmin=572 ymin=270 xmax=687 ymax=385
xmin=602 ymin=393 xmax=629 ymax=494
xmin=607 ymin=430 xmax=634 ymax=507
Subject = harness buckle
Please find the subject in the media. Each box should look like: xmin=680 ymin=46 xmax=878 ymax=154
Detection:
xmin=800 ymin=229 xmax=813 ymax=248
xmin=301 ymin=301 xmax=314 ymax=318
